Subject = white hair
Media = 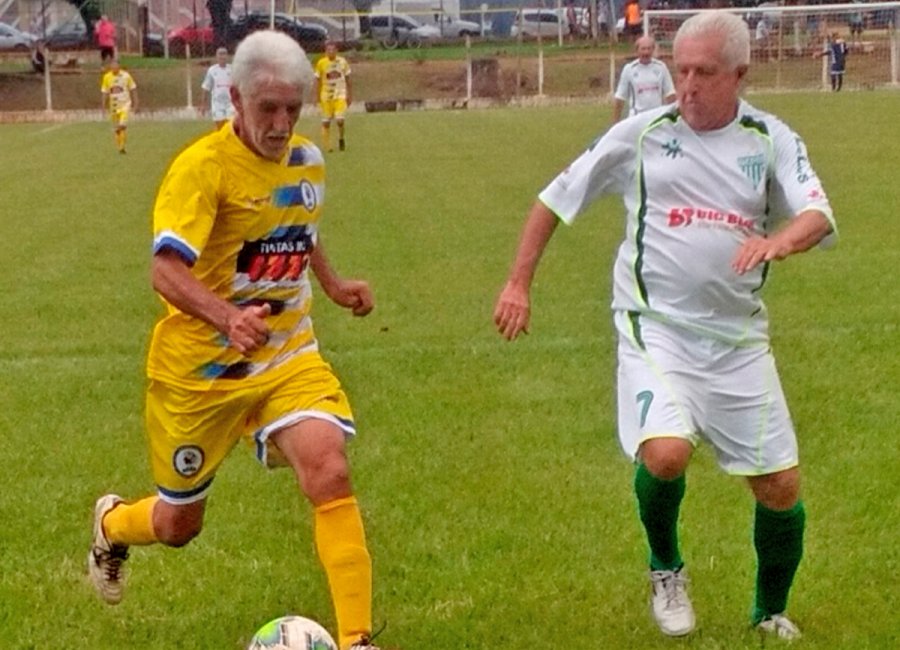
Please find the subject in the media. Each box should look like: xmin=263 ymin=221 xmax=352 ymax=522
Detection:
xmin=231 ymin=30 xmax=314 ymax=96
xmin=673 ymin=10 xmax=750 ymax=70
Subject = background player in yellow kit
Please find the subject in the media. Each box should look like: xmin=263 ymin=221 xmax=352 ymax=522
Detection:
xmin=100 ymin=58 xmax=138 ymax=154
xmin=314 ymin=40 xmax=352 ymax=152
xmin=87 ymin=30 xmax=384 ymax=650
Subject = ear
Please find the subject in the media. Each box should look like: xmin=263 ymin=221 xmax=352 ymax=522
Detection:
xmin=230 ymin=86 xmax=241 ymax=111
xmin=735 ymin=65 xmax=749 ymax=82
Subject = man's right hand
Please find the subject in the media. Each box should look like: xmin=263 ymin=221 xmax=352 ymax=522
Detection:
xmin=225 ymin=303 xmax=271 ymax=355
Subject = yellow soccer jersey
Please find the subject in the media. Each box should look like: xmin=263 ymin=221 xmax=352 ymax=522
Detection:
xmin=149 ymin=126 xmax=326 ymax=388
xmin=101 ymin=69 xmax=136 ymax=111
xmin=315 ymin=55 xmax=351 ymax=101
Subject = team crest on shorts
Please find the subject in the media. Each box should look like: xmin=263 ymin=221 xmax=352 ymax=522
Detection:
xmin=173 ymin=445 xmax=205 ymax=477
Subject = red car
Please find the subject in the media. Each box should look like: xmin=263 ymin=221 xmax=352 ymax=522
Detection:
xmin=167 ymin=19 xmax=214 ymax=57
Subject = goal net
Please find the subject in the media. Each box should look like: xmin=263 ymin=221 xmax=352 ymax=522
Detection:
xmin=643 ymin=2 xmax=900 ymax=92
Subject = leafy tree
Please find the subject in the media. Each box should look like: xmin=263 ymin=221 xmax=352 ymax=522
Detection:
xmin=352 ymin=0 xmax=375 ymax=37
xmin=64 ymin=0 xmax=100 ymax=31
xmin=207 ymin=0 xmax=233 ymax=48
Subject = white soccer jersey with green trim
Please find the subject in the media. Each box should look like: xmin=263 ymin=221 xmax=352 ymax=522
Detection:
xmin=539 ymin=100 xmax=836 ymax=345
xmin=614 ymin=58 xmax=675 ymax=116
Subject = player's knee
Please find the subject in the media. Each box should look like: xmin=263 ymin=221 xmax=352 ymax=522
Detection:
xmin=301 ymin=450 xmax=352 ymax=504
xmin=749 ymin=468 xmax=800 ymax=510
xmin=639 ymin=437 xmax=692 ymax=480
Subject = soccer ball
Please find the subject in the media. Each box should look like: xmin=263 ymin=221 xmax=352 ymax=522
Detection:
xmin=247 ymin=615 xmax=337 ymax=650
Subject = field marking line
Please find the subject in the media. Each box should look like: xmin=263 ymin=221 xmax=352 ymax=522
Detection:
xmin=0 ymin=335 xmax=605 ymax=369
xmin=36 ymin=123 xmax=69 ymax=135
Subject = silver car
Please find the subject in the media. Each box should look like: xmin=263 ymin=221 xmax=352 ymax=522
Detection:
xmin=368 ymin=13 xmax=440 ymax=49
xmin=0 ymin=22 xmax=35 ymax=51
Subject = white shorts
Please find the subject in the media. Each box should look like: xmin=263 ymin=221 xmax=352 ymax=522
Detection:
xmin=615 ymin=311 xmax=798 ymax=475
xmin=211 ymin=103 xmax=235 ymax=121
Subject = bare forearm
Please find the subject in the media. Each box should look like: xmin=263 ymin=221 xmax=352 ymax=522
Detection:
xmin=152 ymin=252 xmax=236 ymax=333
xmin=310 ymin=242 xmax=339 ymax=299
xmin=612 ymin=98 xmax=624 ymax=123
xmin=309 ymin=240 xmax=374 ymax=315
xmin=494 ymin=201 xmax=559 ymax=340
xmin=505 ymin=201 xmax=560 ymax=289
xmin=771 ymin=209 xmax=833 ymax=255
xmin=732 ymin=209 xmax=834 ymax=274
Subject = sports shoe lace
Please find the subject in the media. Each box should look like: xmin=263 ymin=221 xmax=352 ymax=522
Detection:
xmin=660 ymin=571 xmax=689 ymax=609
xmin=96 ymin=545 xmax=129 ymax=580
xmin=350 ymin=620 xmax=388 ymax=649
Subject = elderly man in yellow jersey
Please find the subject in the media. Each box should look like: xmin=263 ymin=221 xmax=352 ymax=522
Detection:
xmin=87 ymin=30 xmax=385 ymax=650
xmin=100 ymin=58 xmax=138 ymax=153
xmin=314 ymin=40 xmax=352 ymax=152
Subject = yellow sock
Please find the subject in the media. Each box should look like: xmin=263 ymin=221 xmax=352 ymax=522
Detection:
xmin=314 ymin=496 xmax=372 ymax=650
xmin=103 ymin=496 xmax=159 ymax=546
xmin=321 ymin=123 xmax=331 ymax=150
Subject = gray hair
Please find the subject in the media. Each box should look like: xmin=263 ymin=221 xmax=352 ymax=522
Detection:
xmin=673 ymin=10 xmax=750 ymax=70
xmin=231 ymin=30 xmax=314 ymax=96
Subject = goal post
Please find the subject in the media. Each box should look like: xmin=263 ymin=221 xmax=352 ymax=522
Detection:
xmin=643 ymin=2 xmax=900 ymax=92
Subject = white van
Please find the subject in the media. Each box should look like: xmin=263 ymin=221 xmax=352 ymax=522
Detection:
xmin=510 ymin=7 xmax=587 ymax=38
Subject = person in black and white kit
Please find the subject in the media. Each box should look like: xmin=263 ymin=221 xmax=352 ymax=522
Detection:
xmin=612 ymin=35 xmax=675 ymax=123
xmin=495 ymin=10 xmax=837 ymax=642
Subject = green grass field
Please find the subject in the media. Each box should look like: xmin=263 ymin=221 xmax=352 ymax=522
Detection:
xmin=0 ymin=92 xmax=898 ymax=649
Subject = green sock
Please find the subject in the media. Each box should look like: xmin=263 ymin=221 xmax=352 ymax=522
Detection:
xmin=752 ymin=500 xmax=805 ymax=624
xmin=634 ymin=462 xmax=685 ymax=571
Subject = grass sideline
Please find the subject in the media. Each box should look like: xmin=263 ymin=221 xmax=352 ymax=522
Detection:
xmin=0 ymin=93 xmax=898 ymax=649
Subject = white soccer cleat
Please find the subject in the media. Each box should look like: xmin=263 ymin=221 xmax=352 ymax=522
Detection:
xmin=87 ymin=494 xmax=129 ymax=605
xmin=649 ymin=568 xmax=696 ymax=636
xmin=756 ymin=613 xmax=802 ymax=640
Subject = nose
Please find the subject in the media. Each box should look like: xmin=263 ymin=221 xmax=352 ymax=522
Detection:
xmin=678 ymin=70 xmax=698 ymax=94
xmin=272 ymin=108 xmax=292 ymax=132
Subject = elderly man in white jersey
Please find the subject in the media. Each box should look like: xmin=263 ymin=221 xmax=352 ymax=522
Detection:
xmin=612 ymin=35 xmax=675 ymax=123
xmin=200 ymin=47 xmax=235 ymax=129
xmin=495 ymin=10 xmax=836 ymax=641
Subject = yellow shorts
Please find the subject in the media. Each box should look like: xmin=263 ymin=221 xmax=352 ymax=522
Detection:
xmin=319 ymin=98 xmax=348 ymax=121
xmin=110 ymin=107 xmax=130 ymax=126
xmin=145 ymin=352 xmax=355 ymax=504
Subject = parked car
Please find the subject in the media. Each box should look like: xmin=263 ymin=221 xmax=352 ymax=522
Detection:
xmin=0 ymin=22 xmax=36 ymax=51
xmin=426 ymin=12 xmax=486 ymax=38
xmin=43 ymin=20 xmax=92 ymax=50
xmin=168 ymin=19 xmax=214 ymax=57
xmin=227 ymin=12 xmax=327 ymax=53
xmin=368 ymin=13 xmax=440 ymax=49
xmin=510 ymin=8 xmax=623 ymax=39
xmin=143 ymin=32 xmax=165 ymax=57
xmin=511 ymin=8 xmax=559 ymax=38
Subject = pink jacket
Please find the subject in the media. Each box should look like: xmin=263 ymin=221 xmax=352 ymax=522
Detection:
xmin=95 ymin=19 xmax=116 ymax=48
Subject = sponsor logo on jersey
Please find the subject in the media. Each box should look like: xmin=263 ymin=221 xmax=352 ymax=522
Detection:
xmin=236 ymin=224 xmax=314 ymax=283
xmin=667 ymin=207 xmax=756 ymax=231
xmin=793 ymin=135 xmax=811 ymax=182
xmin=807 ymin=187 xmax=825 ymax=200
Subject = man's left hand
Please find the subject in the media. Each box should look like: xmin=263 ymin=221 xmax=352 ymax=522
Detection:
xmin=732 ymin=236 xmax=793 ymax=275
xmin=328 ymin=279 xmax=374 ymax=316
